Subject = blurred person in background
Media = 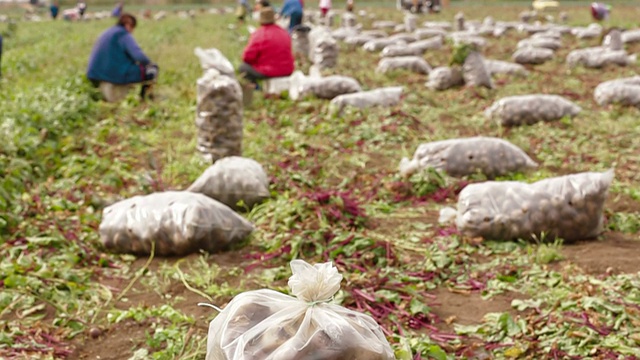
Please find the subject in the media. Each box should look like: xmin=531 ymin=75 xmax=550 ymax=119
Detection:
xmin=77 ymin=0 xmax=87 ymax=18
xmin=236 ymin=0 xmax=250 ymax=23
xmin=279 ymin=0 xmax=303 ymax=33
xmin=87 ymin=13 xmax=158 ymax=99
xmin=319 ymin=0 xmax=331 ymax=18
xmin=346 ymin=0 xmax=353 ymax=12
xmin=591 ymin=2 xmax=611 ymax=21
xmin=111 ymin=2 xmax=124 ymax=17
xmin=239 ymin=6 xmax=294 ymax=88
xmin=50 ymin=1 xmax=59 ymax=19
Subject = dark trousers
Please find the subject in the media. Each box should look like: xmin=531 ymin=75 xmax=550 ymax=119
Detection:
xmin=238 ymin=62 xmax=267 ymax=84
xmin=89 ymin=63 xmax=159 ymax=99
xmin=289 ymin=11 xmax=303 ymax=33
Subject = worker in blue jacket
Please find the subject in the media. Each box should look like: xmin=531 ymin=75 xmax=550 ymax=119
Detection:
xmin=86 ymin=14 xmax=158 ymax=99
xmin=279 ymin=0 xmax=303 ymax=33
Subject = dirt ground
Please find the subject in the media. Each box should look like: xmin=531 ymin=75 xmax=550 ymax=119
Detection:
xmin=68 ymin=227 xmax=640 ymax=360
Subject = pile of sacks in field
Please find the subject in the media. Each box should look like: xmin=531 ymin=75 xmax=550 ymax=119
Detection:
xmin=567 ymin=28 xmax=636 ymax=68
xmin=99 ymin=48 xmax=272 ymax=257
xmin=99 ymin=156 xmax=269 ymax=256
xmin=400 ymin=137 xmax=614 ymax=242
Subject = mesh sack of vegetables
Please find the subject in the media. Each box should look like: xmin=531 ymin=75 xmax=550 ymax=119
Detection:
xmin=512 ymin=46 xmax=554 ymax=64
xmin=291 ymin=25 xmax=312 ymax=59
xmin=594 ymin=77 xmax=640 ymax=107
xmin=408 ymin=36 xmax=443 ymax=52
xmin=331 ymin=27 xmax=359 ymax=41
xmin=450 ymin=34 xmax=487 ymax=49
xmin=309 ymin=31 xmax=339 ymax=69
xmin=566 ymin=47 xmax=635 ymax=69
xmin=621 ymin=29 xmax=640 ymax=44
xmin=462 ymin=51 xmax=493 ymax=89
xmin=516 ymin=37 xmax=562 ymax=50
xmin=376 ymin=56 xmax=431 ymax=75
xmin=194 ymin=47 xmax=236 ymax=77
xmin=361 ymin=30 xmax=389 ymax=38
xmin=399 ymin=137 xmax=537 ymax=179
xmin=205 ymin=260 xmax=396 ymax=360
xmin=341 ymin=12 xmax=357 ymax=28
xmin=572 ymin=24 xmax=602 ymax=39
xmin=425 ymin=66 xmax=463 ymax=90
xmin=602 ymin=29 xmax=623 ymax=51
xmin=345 ymin=34 xmax=378 ymax=46
xmin=195 ymin=69 xmax=244 ymax=163
xmin=363 ymin=38 xmax=407 ymax=52
xmin=455 ymin=170 xmax=614 ymax=242
xmin=414 ymin=28 xmax=447 ymax=39
xmin=329 ymin=86 xmax=403 ymax=114
xmin=289 ymin=72 xmax=361 ymax=100
xmin=380 ymin=43 xmax=423 ymax=57
xmin=187 ymin=156 xmax=269 ymax=210
xmin=372 ymin=20 xmax=397 ymax=29
xmin=483 ymin=59 xmax=529 ymax=77
xmin=99 ymin=191 xmax=254 ymax=256
xmin=485 ymin=94 xmax=581 ymax=127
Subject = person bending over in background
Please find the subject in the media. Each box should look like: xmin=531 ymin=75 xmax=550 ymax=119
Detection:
xmin=239 ymin=6 xmax=294 ymax=88
xmin=279 ymin=0 xmax=303 ymax=33
xmin=86 ymin=13 xmax=158 ymax=99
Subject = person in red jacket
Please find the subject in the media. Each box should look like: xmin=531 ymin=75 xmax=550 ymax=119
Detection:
xmin=238 ymin=6 xmax=294 ymax=87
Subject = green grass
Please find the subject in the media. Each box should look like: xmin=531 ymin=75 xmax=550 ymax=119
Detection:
xmin=1 ymin=3 xmax=640 ymax=359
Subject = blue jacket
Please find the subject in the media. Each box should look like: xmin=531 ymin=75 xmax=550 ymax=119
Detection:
xmin=86 ymin=25 xmax=150 ymax=84
xmin=280 ymin=0 xmax=302 ymax=16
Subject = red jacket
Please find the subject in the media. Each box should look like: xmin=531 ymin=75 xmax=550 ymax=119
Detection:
xmin=243 ymin=24 xmax=294 ymax=77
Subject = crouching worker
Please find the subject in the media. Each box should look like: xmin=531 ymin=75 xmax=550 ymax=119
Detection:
xmin=86 ymin=13 xmax=158 ymax=101
xmin=239 ymin=6 xmax=294 ymax=89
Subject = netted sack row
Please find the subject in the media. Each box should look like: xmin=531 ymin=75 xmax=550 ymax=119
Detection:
xmin=329 ymin=86 xmax=403 ymax=114
xmin=415 ymin=28 xmax=447 ymax=39
xmin=485 ymin=95 xmax=581 ymax=126
xmin=331 ymin=26 xmax=359 ymax=41
xmin=99 ymin=191 xmax=254 ymax=256
xmin=372 ymin=20 xmax=397 ymax=30
xmin=566 ymin=47 xmax=635 ymax=68
xmin=622 ymin=29 xmax=640 ymax=44
xmin=345 ymin=34 xmax=378 ymax=46
xmin=594 ymin=76 xmax=640 ymax=107
xmin=571 ymin=23 xmax=602 ymax=39
xmin=380 ymin=44 xmax=422 ymax=57
xmin=206 ymin=260 xmax=395 ymax=360
xmin=195 ymin=68 xmax=243 ymax=163
xmin=188 ymin=156 xmax=269 ymax=210
xmin=399 ymin=137 xmax=537 ymax=179
xmin=376 ymin=56 xmax=431 ymax=74
xmin=484 ymin=59 xmax=529 ymax=77
xmin=364 ymin=38 xmax=407 ymax=52
xmin=289 ymin=72 xmax=361 ymax=100
xmin=309 ymin=27 xmax=338 ymax=69
xmin=517 ymin=37 xmax=562 ymax=50
xmin=448 ymin=33 xmax=487 ymax=49
xmin=426 ymin=66 xmax=463 ymax=91
xmin=513 ymin=46 xmax=554 ymax=64
xmin=455 ymin=170 xmax=614 ymax=241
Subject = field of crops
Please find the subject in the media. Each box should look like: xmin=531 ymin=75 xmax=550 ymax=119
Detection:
xmin=1 ymin=2 xmax=640 ymax=359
